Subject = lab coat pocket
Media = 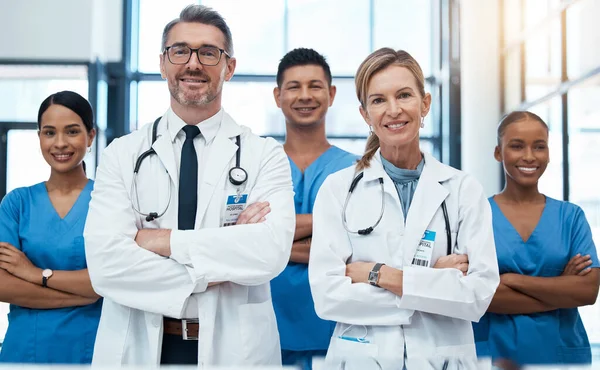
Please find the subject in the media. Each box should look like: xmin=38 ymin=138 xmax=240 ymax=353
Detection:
xmin=238 ymin=299 xmax=280 ymax=364
xmin=326 ymin=336 xmax=379 ymax=368
xmin=348 ymin=232 xmax=390 ymax=263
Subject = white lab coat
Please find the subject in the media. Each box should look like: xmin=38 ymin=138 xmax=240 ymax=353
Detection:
xmin=83 ymin=110 xmax=295 ymax=367
xmin=308 ymin=151 xmax=499 ymax=370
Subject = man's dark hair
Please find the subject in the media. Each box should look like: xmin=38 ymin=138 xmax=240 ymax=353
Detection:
xmin=162 ymin=5 xmax=233 ymax=56
xmin=276 ymin=48 xmax=332 ymax=88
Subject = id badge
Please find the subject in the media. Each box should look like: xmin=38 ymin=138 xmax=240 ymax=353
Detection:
xmin=221 ymin=194 xmax=248 ymax=227
xmin=411 ymin=230 xmax=436 ymax=267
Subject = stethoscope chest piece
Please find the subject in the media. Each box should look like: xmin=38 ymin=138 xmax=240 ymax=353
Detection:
xmin=229 ymin=166 xmax=248 ymax=186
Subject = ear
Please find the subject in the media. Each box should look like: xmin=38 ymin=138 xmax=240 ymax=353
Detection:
xmin=421 ymin=92 xmax=432 ymax=117
xmin=494 ymin=145 xmax=502 ymax=163
xmin=88 ymin=128 xmax=97 ymax=148
xmin=224 ymin=57 xmax=236 ymax=81
xmin=273 ymin=86 xmax=282 ymax=108
xmin=328 ymin=85 xmax=337 ymax=107
xmin=159 ymin=53 xmax=166 ymax=79
xmin=359 ymin=105 xmax=370 ymax=125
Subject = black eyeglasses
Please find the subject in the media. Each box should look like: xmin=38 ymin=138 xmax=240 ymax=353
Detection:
xmin=164 ymin=45 xmax=230 ymax=66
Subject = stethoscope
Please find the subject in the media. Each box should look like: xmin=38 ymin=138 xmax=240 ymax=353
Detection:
xmin=342 ymin=172 xmax=453 ymax=255
xmin=131 ymin=116 xmax=248 ymax=222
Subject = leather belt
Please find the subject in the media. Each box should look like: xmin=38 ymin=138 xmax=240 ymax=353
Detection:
xmin=163 ymin=318 xmax=199 ymax=340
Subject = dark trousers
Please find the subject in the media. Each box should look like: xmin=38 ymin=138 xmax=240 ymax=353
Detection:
xmin=282 ymin=349 xmax=327 ymax=370
xmin=160 ymin=333 xmax=199 ymax=365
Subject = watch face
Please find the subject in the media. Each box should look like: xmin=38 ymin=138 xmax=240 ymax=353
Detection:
xmin=42 ymin=269 xmax=53 ymax=278
xmin=368 ymin=271 xmax=378 ymax=283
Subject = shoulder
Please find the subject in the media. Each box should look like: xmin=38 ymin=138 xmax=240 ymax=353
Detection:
xmin=105 ymin=123 xmax=153 ymax=157
xmin=544 ymin=196 xmax=587 ymax=223
xmin=329 ymin=146 xmax=360 ymax=168
xmin=321 ymin=164 xmax=357 ymax=191
xmin=0 ymin=182 xmax=44 ymax=210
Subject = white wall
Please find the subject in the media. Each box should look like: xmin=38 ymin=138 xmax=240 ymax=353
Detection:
xmin=0 ymin=0 xmax=122 ymax=62
xmin=460 ymin=0 xmax=502 ymax=196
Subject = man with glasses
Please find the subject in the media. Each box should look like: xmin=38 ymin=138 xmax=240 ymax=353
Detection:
xmin=84 ymin=4 xmax=295 ymax=367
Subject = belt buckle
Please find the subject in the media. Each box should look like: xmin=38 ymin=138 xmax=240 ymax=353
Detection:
xmin=181 ymin=319 xmax=199 ymax=341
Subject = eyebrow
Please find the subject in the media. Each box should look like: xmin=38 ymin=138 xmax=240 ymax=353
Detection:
xmin=168 ymin=42 xmax=221 ymax=49
xmin=367 ymin=86 xmax=414 ymax=100
xmin=284 ymin=79 xmax=325 ymax=86
xmin=41 ymin=123 xmax=83 ymax=129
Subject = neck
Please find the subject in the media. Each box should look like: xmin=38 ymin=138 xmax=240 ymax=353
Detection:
xmin=171 ymin=97 xmax=221 ymax=125
xmin=283 ymin=120 xmax=330 ymax=155
xmin=380 ymin=140 xmax=422 ymax=169
xmin=497 ymin=178 xmax=543 ymax=204
xmin=46 ymin=166 xmax=88 ymax=193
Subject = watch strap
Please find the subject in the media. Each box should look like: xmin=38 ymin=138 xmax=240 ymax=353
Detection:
xmin=42 ymin=275 xmax=48 ymax=288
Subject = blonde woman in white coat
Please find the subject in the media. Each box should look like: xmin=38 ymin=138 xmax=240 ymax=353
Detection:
xmin=308 ymin=48 xmax=500 ymax=370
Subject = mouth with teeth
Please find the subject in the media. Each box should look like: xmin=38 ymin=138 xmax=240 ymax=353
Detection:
xmin=517 ymin=166 xmax=538 ymax=174
xmin=51 ymin=152 xmax=75 ymax=163
xmin=179 ymin=75 xmax=209 ymax=86
xmin=293 ymin=106 xmax=318 ymax=115
xmin=384 ymin=121 xmax=409 ymax=130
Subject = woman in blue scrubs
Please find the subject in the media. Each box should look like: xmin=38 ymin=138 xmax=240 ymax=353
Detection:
xmin=473 ymin=111 xmax=600 ymax=366
xmin=0 ymin=91 xmax=101 ymax=363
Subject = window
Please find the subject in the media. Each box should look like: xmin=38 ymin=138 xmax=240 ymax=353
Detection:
xmin=0 ymin=63 xmax=93 ymax=345
xmin=131 ymin=0 xmax=452 ymax=163
xmin=500 ymin=0 xmax=600 ymax=346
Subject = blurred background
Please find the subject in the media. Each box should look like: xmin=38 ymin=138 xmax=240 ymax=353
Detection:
xmin=0 ymin=0 xmax=599 ymax=360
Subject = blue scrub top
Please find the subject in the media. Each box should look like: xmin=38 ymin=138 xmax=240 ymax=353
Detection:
xmin=473 ymin=196 xmax=599 ymax=365
xmin=0 ymin=180 xmax=102 ymax=364
xmin=271 ymin=146 xmax=358 ymax=351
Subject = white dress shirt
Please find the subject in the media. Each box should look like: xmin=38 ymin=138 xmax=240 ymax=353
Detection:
xmin=166 ymin=107 xmax=224 ymax=318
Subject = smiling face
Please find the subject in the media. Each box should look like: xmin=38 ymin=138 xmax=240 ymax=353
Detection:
xmin=38 ymin=104 xmax=95 ymax=174
xmin=359 ymin=65 xmax=431 ymax=151
xmin=274 ymin=64 xmax=336 ymax=128
xmin=160 ymin=21 xmax=236 ymax=111
xmin=495 ymin=117 xmax=549 ymax=188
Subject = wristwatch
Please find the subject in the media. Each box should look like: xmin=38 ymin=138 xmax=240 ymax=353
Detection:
xmin=42 ymin=269 xmax=53 ymax=288
xmin=367 ymin=263 xmax=385 ymax=287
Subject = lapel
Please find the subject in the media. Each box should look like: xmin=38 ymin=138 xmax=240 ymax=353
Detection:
xmin=195 ymin=112 xmax=242 ymax=226
xmin=151 ymin=115 xmax=178 ymax=187
xmin=402 ymin=152 xmax=454 ymax=264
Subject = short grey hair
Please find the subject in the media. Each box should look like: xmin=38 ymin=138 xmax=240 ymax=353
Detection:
xmin=161 ymin=4 xmax=234 ymax=56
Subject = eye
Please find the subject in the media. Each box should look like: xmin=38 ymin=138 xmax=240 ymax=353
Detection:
xmin=68 ymin=129 xmax=81 ymax=135
xmin=535 ymin=144 xmax=547 ymax=150
xmin=287 ymin=86 xmax=299 ymax=90
xmin=199 ymin=47 xmax=219 ymax=58
xmin=398 ymin=92 xmax=411 ymax=99
xmin=371 ymin=98 xmax=384 ymax=104
xmin=509 ymin=144 xmax=523 ymax=149
xmin=42 ymin=130 xmax=55 ymax=137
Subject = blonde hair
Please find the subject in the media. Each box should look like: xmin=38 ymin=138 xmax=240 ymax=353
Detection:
xmin=355 ymin=48 xmax=426 ymax=171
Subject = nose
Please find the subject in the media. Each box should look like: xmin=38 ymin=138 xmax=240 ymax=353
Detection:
xmin=186 ymin=50 xmax=204 ymax=70
xmin=298 ymin=86 xmax=312 ymax=101
xmin=386 ymin=100 xmax=402 ymax=118
xmin=523 ymin=147 xmax=535 ymax=162
xmin=54 ymin=133 xmax=68 ymax=149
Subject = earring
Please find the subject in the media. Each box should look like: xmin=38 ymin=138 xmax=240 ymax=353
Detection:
xmin=420 ymin=117 xmax=425 ymax=128
xmin=369 ymin=125 xmax=373 ymax=135
xmin=87 ymin=146 xmax=92 ymax=153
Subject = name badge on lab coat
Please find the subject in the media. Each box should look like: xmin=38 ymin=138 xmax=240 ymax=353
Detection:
xmin=222 ymin=194 xmax=248 ymax=227
xmin=411 ymin=230 xmax=436 ymax=267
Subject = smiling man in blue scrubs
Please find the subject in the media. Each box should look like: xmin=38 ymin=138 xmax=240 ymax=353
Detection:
xmin=271 ymin=48 xmax=358 ymax=370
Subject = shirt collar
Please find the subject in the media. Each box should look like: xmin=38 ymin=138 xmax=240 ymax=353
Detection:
xmin=167 ymin=108 xmax=224 ymax=143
